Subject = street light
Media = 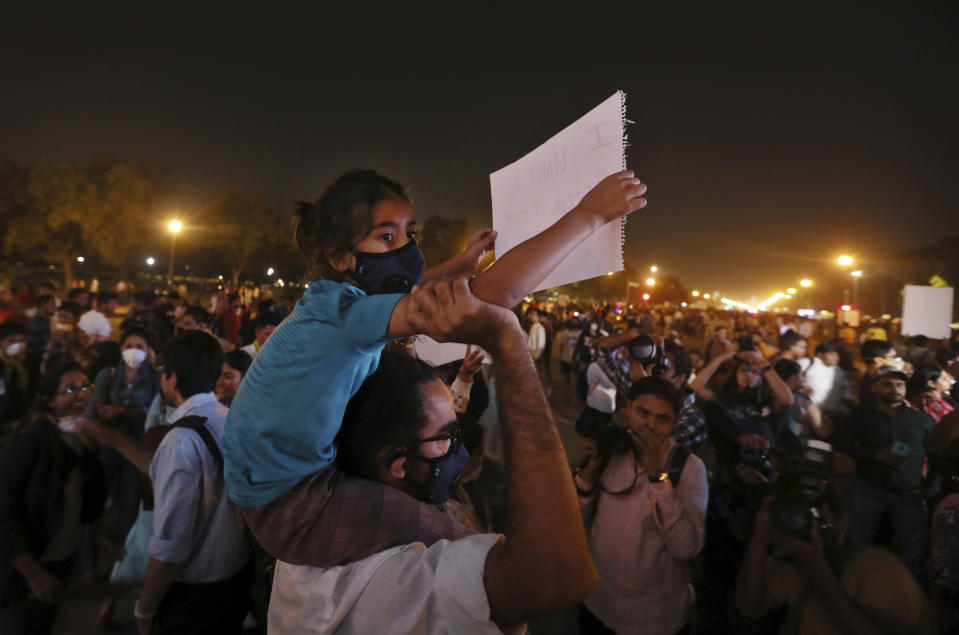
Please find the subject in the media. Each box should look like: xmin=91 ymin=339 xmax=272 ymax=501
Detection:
xmin=703 ymin=293 xmax=711 ymax=300
xmin=837 ymin=255 xmax=853 ymax=267
xmin=691 ymin=290 xmax=700 ymax=297
xmin=650 ymin=265 xmax=658 ymax=273
xmin=800 ymin=279 xmax=812 ymax=288
xmin=146 ymin=257 xmax=155 ymax=266
xmin=267 ymin=267 xmax=275 ymax=276
xmin=787 ymin=287 xmax=797 ymax=295
xmin=168 ymin=219 xmax=182 ymax=285
xmin=76 ymin=256 xmax=85 ymax=263
xmin=646 ymin=278 xmax=656 ymax=286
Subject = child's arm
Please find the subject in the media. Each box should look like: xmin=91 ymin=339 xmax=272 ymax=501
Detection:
xmin=471 ymin=170 xmax=646 ymax=308
xmin=387 ymin=170 xmax=646 ymax=339
xmin=420 ymin=228 xmax=497 ymax=284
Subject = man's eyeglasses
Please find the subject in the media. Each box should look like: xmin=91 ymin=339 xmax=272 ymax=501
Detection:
xmin=407 ymin=426 xmax=461 ymax=463
xmin=57 ymin=383 xmax=94 ymax=396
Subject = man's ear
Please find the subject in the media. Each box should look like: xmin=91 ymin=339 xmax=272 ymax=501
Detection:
xmin=388 ymin=455 xmax=407 ymax=480
xmin=324 ymin=245 xmax=355 ymax=274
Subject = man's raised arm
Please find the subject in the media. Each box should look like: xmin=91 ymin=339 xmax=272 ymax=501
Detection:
xmin=408 ymin=278 xmax=597 ymax=627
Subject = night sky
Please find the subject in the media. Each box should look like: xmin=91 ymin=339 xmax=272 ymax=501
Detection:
xmin=2 ymin=7 xmax=956 ymax=301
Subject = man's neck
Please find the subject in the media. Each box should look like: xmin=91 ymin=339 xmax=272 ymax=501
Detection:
xmin=876 ymin=400 xmax=903 ymax=417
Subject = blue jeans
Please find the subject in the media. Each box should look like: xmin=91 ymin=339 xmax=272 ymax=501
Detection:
xmin=848 ymin=476 xmax=928 ymax=585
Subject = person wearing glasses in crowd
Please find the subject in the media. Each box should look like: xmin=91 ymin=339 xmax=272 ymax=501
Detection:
xmin=0 ymin=363 xmax=106 ymax=635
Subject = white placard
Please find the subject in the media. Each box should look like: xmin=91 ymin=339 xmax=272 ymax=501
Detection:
xmin=490 ymin=91 xmax=627 ymax=291
xmin=412 ymin=336 xmax=491 ymax=368
xmin=901 ymin=285 xmax=954 ymax=339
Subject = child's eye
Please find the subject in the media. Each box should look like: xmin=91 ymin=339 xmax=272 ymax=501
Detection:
xmin=380 ymin=233 xmax=394 ymax=242
xmin=407 ymin=231 xmax=419 ymax=240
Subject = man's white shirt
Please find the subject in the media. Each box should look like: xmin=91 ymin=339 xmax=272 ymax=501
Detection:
xmin=269 ymin=533 xmax=526 ymax=634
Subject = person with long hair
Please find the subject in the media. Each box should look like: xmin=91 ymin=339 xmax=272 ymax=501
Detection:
xmin=908 ymin=363 xmax=955 ymax=424
xmin=0 ymin=362 xmax=106 ymax=634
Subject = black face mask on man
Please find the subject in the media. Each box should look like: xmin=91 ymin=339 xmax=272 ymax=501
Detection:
xmin=352 ymin=240 xmax=426 ymax=295
xmin=403 ymin=442 xmax=471 ymax=505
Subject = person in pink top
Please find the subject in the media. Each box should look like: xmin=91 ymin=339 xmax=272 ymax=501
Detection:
xmin=574 ymin=376 xmax=709 ymax=634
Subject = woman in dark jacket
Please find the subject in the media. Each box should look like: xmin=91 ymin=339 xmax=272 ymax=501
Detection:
xmin=0 ymin=362 xmax=107 ymax=634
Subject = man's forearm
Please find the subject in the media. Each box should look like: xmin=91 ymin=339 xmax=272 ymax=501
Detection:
xmin=102 ymin=428 xmax=154 ymax=475
xmin=138 ymin=556 xmax=188 ymax=615
xmin=483 ymin=323 xmax=597 ymax=622
xmin=735 ymin=542 xmax=771 ymax=618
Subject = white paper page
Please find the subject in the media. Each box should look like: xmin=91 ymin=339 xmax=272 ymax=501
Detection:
xmin=901 ymin=285 xmax=954 ymax=339
xmin=490 ymin=91 xmax=627 ymax=291
xmin=412 ymin=335 xmax=491 ymax=368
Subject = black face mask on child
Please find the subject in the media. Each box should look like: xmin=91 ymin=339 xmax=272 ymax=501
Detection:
xmin=351 ymin=240 xmax=426 ymax=295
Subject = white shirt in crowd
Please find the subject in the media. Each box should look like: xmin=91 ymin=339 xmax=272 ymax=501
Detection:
xmin=585 ymin=362 xmax=618 ymax=414
xmin=148 ymin=392 xmax=250 ymax=583
xmin=803 ymin=357 xmax=847 ymax=414
xmin=78 ymin=309 xmax=111 ymax=338
xmin=526 ymin=322 xmax=545 ymax=360
xmin=269 ymin=533 xmax=526 ymax=634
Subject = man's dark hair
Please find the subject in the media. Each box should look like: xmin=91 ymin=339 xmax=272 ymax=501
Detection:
xmin=35 ymin=294 xmax=56 ymax=308
xmin=293 ymin=168 xmax=410 ymax=281
xmin=256 ymin=311 xmax=283 ymax=329
xmin=97 ymin=291 xmax=118 ymax=304
xmin=337 ymin=353 xmax=439 ymax=480
xmin=67 ymin=288 xmax=88 ymax=301
xmin=860 ymin=339 xmax=894 ymax=361
xmin=120 ymin=325 xmax=156 ymax=352
xmin=227 ymin=293 xmax=240 ymax=304
xmin=815 ymin=342 xmax=840 ymax=355
xmin=779 ymin=330 xmax=803 ymax=351
xmin=907 ymin=363 xmax=942 ymax=397
xmin=56 ymin=300 xmax=83 ymax=318
xmin=907 ymin=335 xmax=930 ymax=348
xmin=223 ymin=349 xmax=253 ymax=377
xmin=664 ymin=340 xmax=692 ymax=380
xmin=0 ymin=321 xmax=27 ymax=340
xmin=773 ymin=358 xmax=802 ymax=382
xmin=935 ymin=349 xmax=958 ymax=368
xmin=162 ymin=331 xmax=223 ymax=399
xmin=184 ymin=305 xmax=211 ymax=326
xmin=625 ymin=376 xmax=682 ymax=416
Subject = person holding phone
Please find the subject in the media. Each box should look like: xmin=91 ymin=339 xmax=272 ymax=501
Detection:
xmin=835 ymin=364 xmax=934 ymax=585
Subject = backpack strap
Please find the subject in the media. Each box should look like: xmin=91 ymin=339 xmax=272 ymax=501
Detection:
xmin=169 ymin=415 xmax=221 ymax=468
xmin=665 ymin=443 xmax=691 ymax=488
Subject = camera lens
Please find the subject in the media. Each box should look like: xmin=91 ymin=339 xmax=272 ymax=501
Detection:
xmin=629 ymin=335 xmax=656 ymax=363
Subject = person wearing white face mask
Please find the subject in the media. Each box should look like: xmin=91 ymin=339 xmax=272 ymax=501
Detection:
xmin=87 ymin=326 xmax=162 ymax=551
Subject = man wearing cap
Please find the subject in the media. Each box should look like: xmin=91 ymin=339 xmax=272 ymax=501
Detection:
xmin=836 ymin=363 xmax=934 ymax=584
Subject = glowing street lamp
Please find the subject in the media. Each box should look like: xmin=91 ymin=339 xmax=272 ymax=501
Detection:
xmin=650 ymin=265 xmax=658 ymax=273
xmin=703 ymin=293 xmax=711 ymax=300
xmin=168 ymin=219 xmax=183 ymax=285
xmin=691 ymin=290 xmax=700 ymax=297
xmin=837 ymin=255 xmax=853 ymax=267
xmin=787 ymin=288 xmax=797 ymax=295
xmin=642 ymin=293 xmax=650 ymax=301
xmin=646 ymin=278 xmax=656 ymax=286
xmin=267 ymin=267 xmax=275 ymax=276
xmin=146 ymin=257 xmax=155 ymax=266
xmin=800 ymin=279 xmax=812 ymax=288
xmin=76 ymin=256 xmax=85 ymax=263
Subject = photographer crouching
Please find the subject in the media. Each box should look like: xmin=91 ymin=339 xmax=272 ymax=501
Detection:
xmin=573 ymin=377 xmax=709 ymax=634
xmin=735 ymin=481 xmax=933 ymax=634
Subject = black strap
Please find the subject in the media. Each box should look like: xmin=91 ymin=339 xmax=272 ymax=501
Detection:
xmin=169 ymin=415 xmax=221 ymax=468
xmin=665 ymin=444 xmax=691 ymax=488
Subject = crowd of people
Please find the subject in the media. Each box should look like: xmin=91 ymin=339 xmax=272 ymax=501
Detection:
xmin=0 ymin=165 xmax=956 ymax=634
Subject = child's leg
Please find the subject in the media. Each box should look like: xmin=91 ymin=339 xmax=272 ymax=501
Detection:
xmin=241 ymin=464 xmax=474 ymax=567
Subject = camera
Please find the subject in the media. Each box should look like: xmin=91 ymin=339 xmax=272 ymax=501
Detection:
xmin=736 ymin=335 xmax=755 ymax=351
xmin=628 ymin=334 xmax=671 ymax=377
xmin=575 ymin=408 xmax=632 ymax=457
xmin=770 ymin=440 xmax=834 ymax=539
xmin=738 ymin=445 xmax=774 ymax=479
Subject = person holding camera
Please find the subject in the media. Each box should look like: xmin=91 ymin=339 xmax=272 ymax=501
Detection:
xmin=736 ymin=492 xmax=932 ymax=634
xmin=574 ymin=377 xmax=708 ymax=634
